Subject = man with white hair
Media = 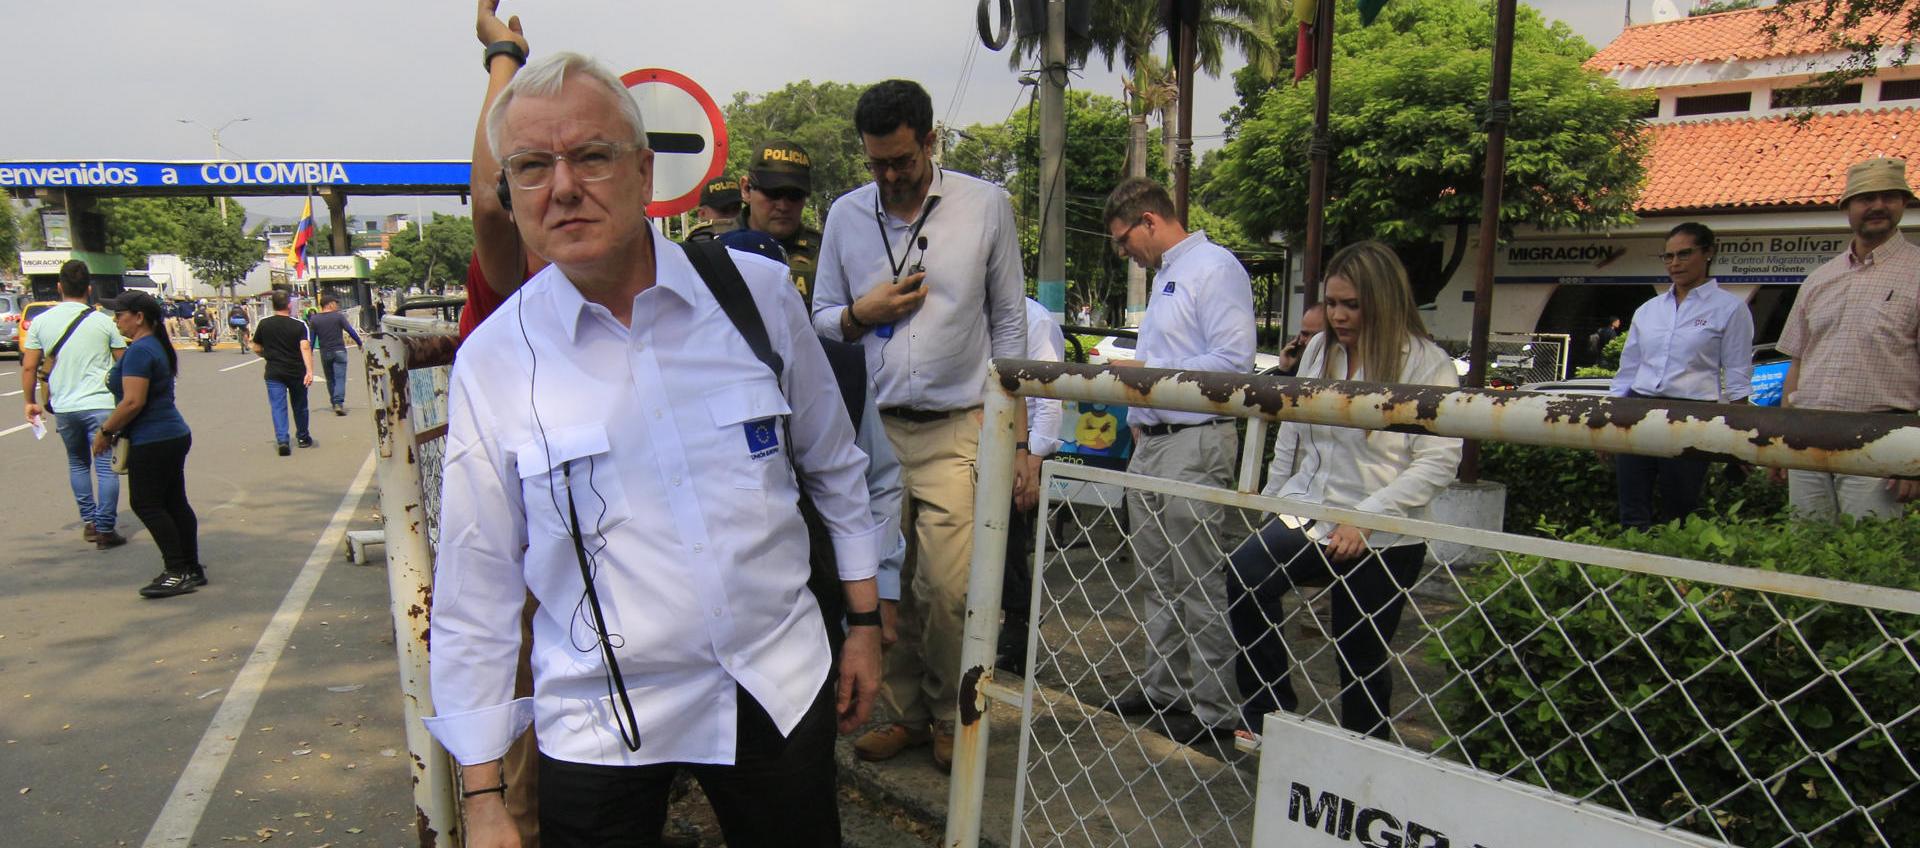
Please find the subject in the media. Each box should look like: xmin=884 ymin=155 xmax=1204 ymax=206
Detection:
xmin=423 ymin=51 xmax=884 ymax=847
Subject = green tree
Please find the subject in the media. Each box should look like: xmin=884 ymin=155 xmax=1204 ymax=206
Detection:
xmin=96 ymin=197 xmax=217 ymax=269
xmin=721 ymin=81 xmax=868 ymax=219
xmin=1211 ymin=0 xmax=1648 ymax=300
xmin=372 ymin=213 xmax=474 ymax=293
xmin=1692 ymin=0 xmax=1761 ymax=15
xmin=179 ymin=200 xmax=265 ymax=298
xmin=0 ymin=198 xmax=21 ymax=277
xmin=948 ymin=89 xmax=1165 ymax=318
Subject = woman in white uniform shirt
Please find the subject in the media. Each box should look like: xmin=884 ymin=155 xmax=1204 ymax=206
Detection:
xmin=1608 ymin=222 xmax=1753 ymax=529
xmin=1225 ymin=241 xmax=1461 ymax=740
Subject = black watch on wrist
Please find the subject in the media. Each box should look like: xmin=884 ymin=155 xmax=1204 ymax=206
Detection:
xmin=845 ymin=608 xmax=882 ymax=628
xmin=844 ymin=306 xmax=868 ymax=331
xmin=1015 ymin=441 xmax=1029 ymax=452
xmin=483 ymin=40 xmax=527 ymax=71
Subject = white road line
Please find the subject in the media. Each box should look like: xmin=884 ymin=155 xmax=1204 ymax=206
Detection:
xmin=141 ymin=451 xmax=376 ymax=848
xmin=0 ymin=370 xmax=16 ymax=378
xmin=1 ymin=389 xmax=22 ymax=397
xmin=218 ymin=358 xmax=265 ymax=373
xmin=0 ymin=421 xmax=31 ymax=437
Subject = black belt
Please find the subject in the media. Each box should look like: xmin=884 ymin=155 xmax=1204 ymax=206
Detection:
xmin=1137 ymin=418 xmax=1231 ymax=437
xmin=880 ymin=406 xmax=964 ymax=423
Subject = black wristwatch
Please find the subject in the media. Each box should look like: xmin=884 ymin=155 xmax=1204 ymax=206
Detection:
xmin=483 ymin=40 xmax=527 ymax=71
xmin=101 ymin=429 xmax=120 ymax=440
xmin=1015 ymin=441 xmax=1030 ymax=453
xmin=845 ymin=608 xmax=882 ymax=628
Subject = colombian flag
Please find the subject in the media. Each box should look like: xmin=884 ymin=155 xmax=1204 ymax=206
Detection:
xmin=289 ymin=197 xmax=316 ymax=278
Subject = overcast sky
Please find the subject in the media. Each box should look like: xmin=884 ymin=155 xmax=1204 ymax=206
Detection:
xmin=1 ymin=0 xmax=1657 ymax=222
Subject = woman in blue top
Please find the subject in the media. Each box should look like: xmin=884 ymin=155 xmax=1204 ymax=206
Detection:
xmin=93 ymin=291 xmax=202 ymax=599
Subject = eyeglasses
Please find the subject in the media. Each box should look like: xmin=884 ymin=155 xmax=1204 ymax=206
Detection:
xmin=1657 ymin=247 xmax=1701 ymax=263
xmin=1110 ymin=217 xmax=1147 ymax=254
xmin=753 ymin=185 xmax=808 ymax=203
xmin=866 ymin=151 xmax=920 ymax=177
xmin=500 ymin=141 xmax=637 ymax=190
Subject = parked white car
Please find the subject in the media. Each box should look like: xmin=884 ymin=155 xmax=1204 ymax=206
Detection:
xmin=1083 ymin=333 xmax=1281 ymax=373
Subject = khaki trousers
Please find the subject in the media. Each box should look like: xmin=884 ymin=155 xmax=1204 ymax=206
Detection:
xmin=880 ymin=409 xmax=981 ymax=728
xmin=1124 ymin=421 xmax=1242 ymax=728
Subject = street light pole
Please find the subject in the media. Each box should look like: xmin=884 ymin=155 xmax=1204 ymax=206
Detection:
xmin=177 ymin=117 xmax=249 ymax=222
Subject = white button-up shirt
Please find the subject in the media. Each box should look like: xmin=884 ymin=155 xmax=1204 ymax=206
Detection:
xmin=812 ymin=169 xmax=1026 ymax=411
xmin=1023 ymin=297 xmax=1065 ymax=456
xmin=1611 ymin=279 xmax=1754 ymax=402
xmin=423 ymin=228 xmax=883 ymax=768
xmin=1263 ymin=335 xmax=1462 ymax=549
xmin=1132 ymin=231 xmax=1256 ymax=427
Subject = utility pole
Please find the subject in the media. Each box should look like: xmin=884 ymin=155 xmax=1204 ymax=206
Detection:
xmin=1126 ymin=104 xmax=1149 ymax=327
xmin=1302 ymin=0 xmax=1335 ymax=311
xmin=1037 ymin=0 xmax=1068 ymax=320
xmin=1460 ymin=0 xmax=1519 ymax=482
xmin=177 ymin=117 xmax=248 ymax=222
xmin=1171 ymin=0 xmax=1199 ymax=224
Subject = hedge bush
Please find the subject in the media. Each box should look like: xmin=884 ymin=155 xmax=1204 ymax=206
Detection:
xmin=1479 ymin=441 xmax=1788 ymax=533
xmin=1426 ymin=513 xmax=1920 ymax=847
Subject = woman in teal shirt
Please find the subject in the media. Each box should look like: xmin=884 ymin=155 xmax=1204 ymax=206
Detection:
xmin=93 ymin=291 xmax=201 ymax=599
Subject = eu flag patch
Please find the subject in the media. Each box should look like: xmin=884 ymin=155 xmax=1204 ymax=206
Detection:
xmin=744 ymin=417 xmax=780 ymax=460
xmin=1163 ymin=280 xmax=1177 ymax=294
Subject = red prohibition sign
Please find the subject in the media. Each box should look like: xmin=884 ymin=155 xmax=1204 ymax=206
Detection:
xmin=620 ymin=67 xmax=729 ymax=218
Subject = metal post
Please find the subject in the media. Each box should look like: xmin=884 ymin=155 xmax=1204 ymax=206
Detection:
xmin=1126 ymin=115 xmax=1149 ymax=327
xmin=364 ymin=336 xmax=459 ymax=847
xmin=1172 ymin=0 xmax=1199 ymax=224
xmin=944 ymin=373 xmax=1022 ymax=848
xmin=1301 ymin=0 xmax=1336 ymax=310
xmin=1037 ymin=0 xmax=1068 ymax=318
xmin=1460 ymin=0 xmax=1518 ymax=482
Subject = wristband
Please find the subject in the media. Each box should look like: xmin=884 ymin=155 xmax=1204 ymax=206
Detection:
xmin=461 ymin=783 xmax=507 ymax=799
xmin=483 ymin=41 xmax=527 ymax=72
xmin=845 ymin=608 xmax=882 ymax=628
xmin=1015 ymin=441 xmax=1029 ymax=452
xmin=844 ymin=306 xmax=869 ymax=331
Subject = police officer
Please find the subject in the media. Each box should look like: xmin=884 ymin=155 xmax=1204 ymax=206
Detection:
xmin=738 ymin=139 xmax=823 ymax=303
xmin=684 ymin=176 xmax=742 ymax=243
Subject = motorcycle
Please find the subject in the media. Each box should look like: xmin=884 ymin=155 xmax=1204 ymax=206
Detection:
xmin=195 ymin=325 xmax=216 ymax=352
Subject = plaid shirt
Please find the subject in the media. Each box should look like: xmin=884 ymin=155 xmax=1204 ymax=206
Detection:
xmin=1778 ymin=234 xmax=1920 ymax=413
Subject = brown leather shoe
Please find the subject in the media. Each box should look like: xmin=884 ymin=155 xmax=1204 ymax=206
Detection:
xmin=95 ymin=531 xmax=128 ymax=550
xmin=853 ymin=722 xmax=931 ymax=762
xmin=83 ymin=522 xmax=98 ymax=543
xmin=932 ymin=724 xmax=956 ymax=773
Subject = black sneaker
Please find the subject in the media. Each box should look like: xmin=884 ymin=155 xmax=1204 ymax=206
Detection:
xmin=140 ymin=572 xmax=198 ymax=599
xmin=187 ymin=568 xmax=209 ymax=588
xmin=277 ymin=442 xmax=291 ymax=456
xmin=297 ymin=436 xmax=315 ymax=448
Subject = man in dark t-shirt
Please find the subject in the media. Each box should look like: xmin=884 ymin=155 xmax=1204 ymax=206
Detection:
xmin=307 ymin=294 xmax=363 ymax=416
xmin=250 ymin=290 xmax=315 ymax=456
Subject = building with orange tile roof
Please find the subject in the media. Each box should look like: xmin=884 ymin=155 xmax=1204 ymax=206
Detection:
xmin=1428 ymin=2 xmax=1918 ymax=351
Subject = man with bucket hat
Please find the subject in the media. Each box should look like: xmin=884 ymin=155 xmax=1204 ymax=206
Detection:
xmin=739 ymin=139 xmax=824 ymax=302
xmin=1775 ymin=156 xmax=1920 ymax=519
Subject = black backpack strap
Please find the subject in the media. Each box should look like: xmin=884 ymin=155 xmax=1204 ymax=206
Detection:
xmin=46 ymin=309 xmax=90 ymax=362
xmin=682 ymin=240 xmax=784 ymax=383
xmin=679 ymin=240 xmax=849 ymax=656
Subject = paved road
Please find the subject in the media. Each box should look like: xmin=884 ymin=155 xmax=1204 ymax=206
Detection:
xmin=0 ymin=345 xmax=418 ymax=847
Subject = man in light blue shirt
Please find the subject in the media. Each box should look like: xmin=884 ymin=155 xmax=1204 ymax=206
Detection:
xmin=1103 ymin=177 xmax=1255 ymax=742
xmin=21 ymin=260 xmax=127 ymax=549
xmin=813 ymin=79 xmax=1029 ymax=771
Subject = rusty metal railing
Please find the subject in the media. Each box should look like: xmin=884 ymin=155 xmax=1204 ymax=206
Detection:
xmin=365 ymin=330 xmax=459 ymax=847
xmin=945 ymin=359 xmax=1920 ymax=848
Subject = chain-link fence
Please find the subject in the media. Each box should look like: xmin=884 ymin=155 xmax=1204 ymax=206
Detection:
xmin=949 ymin=361 xmax=1920 ymax=848
xmin=1436 ymin=332 xmax=1571 ymax=386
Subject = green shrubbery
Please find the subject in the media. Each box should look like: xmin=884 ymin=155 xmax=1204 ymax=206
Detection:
xmin=1426 ymin=513 xmax=1920 ymax=846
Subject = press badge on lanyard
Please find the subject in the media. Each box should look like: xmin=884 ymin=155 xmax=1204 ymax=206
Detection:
xmin=744 ymin=417 xmax=781 ymax=460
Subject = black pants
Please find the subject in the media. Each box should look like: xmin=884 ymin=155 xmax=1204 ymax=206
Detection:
xmin=1224 ymin=520 xmax=1424 ymax=739
xmin=1614 ymin=452 xmax=1710 ymax=530
xmin=127 ymin=435 xmax=198 ymax=573
xmin=537 ymin=681 xmax=840 ymax=848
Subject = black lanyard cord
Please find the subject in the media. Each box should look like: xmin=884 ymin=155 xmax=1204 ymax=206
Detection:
xmin=874 ymin=193 xmax=942 ymax=279
xmin=565 ymin=461 xmax=643 ymax=752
